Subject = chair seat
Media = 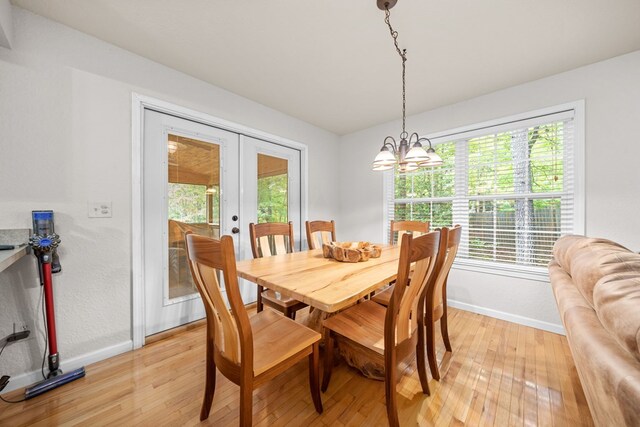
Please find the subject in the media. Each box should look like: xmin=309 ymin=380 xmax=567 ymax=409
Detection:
xmin=251 ymin=310 xmax=320 ymax=376
xmin=261 ymin=289 xmax=307 ymax=309
xmin=323 ymin=300 xmax=388 ymax=356
xmin=371 ymin=285 xmax=394 ymax=307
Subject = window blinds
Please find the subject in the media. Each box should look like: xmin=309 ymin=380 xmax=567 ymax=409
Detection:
xmin=386 ymin=109 xmax=576 ymax=269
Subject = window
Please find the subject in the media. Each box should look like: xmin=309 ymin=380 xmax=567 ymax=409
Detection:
xmin=385 ymin=104 xmax=584 ymax=278
xmin=168 ymin=183 xmax=207 ymax=223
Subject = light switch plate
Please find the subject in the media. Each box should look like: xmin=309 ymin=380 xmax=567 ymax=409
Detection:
xmin=88 ymin=202 xmax=112 ymax=218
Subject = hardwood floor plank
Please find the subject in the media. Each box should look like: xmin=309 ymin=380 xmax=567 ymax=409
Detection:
xmin=442 ymin=314 xmax=494 ymax=425
xmin=508 ymin=324 xmax=527 ymax=427
xmin=544 ymin=331 xmax=567 ymax=427
xmin=477 ymin=315 xmax=508 ymax=426
xmin=523 ymin=326 xmax=539 ymax=426
xmin=0 ymin=308 xmax=593 ymax=426
xmin=422 ymin=309 xmax=479 ymax=424
xmin=449 ymin=315 xmax=496 ymax=426
xmin=494 ymin=320 xmax=519 ymax=425
xmin=534 ymin=328 xmax=553 ymax=426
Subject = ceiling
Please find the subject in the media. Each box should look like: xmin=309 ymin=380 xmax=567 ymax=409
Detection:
xmin=12 ymin=0 xmax=640 ymax=135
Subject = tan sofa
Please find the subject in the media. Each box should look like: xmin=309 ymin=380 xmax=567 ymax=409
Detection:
xmin=549 ymin=235 xmax=640 ymax=426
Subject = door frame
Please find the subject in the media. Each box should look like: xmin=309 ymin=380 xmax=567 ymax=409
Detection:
xmin=131 ymin=93 xmax=309 ymax=349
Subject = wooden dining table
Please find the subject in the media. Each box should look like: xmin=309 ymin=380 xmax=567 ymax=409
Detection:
xmin=235 ymin=244 xmax=400 ymax=314
xmin=236 ymin=244 xmax=402 ymax=380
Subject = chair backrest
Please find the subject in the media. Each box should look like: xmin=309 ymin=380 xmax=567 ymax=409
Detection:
xmin=427 ymin=225 xmax=462 ymax=320
xmin=249 ymin=222 xmax=295 ymax=259
xmin=389 ymin=220 xmax=430 ymax=245
xmin=185 ymin=232 xmax=252 ymax=367
xmin=305 ymin=220 xmax=336 ymax=250
xmin=386 ymin=231 xmax=440 ymax=345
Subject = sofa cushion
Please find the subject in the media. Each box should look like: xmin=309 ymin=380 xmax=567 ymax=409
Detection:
xmin=553 ymin=235 xmax=631 ymax=307
xmin=594 ymin=270 xmax=640 ymax=362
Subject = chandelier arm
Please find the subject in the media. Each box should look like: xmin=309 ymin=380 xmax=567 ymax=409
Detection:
xmin=418 ymin=136 xmax=434 ymax=149
xmin=384 ymin=7 xmax=407 ymax=138
xmin=383 ymin=136 xmax=398 ymax=152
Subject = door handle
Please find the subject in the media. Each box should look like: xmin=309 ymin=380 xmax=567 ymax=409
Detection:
xmin=231 ymin=227 xmax=240 ymax=234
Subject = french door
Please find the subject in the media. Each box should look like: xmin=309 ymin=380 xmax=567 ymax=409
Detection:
xmin=142 ymin=110 xmax=301 ymax=337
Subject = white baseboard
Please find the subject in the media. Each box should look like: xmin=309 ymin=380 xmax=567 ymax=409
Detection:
xmin=448 ymin=299 xmax=565 ymax=335
xmin=3 ymin=340 xmax=133 ymax=394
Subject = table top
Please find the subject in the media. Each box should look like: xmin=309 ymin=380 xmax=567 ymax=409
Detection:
xmin=235 ymin=245 xmax=400 ymax=313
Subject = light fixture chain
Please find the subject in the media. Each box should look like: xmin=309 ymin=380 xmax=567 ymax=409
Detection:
xmin=384 ymin=7 xmax=407 ymax=137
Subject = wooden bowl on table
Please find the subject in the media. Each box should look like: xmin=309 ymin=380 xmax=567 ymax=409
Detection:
xmin=322 ymin=241 xmax=382 ymax=263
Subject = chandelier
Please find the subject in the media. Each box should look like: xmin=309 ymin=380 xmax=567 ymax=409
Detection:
xmin=372 ymin=0 xmax=443 ymax=173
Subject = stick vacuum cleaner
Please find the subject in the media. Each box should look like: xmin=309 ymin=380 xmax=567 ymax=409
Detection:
xmin=24 ymin=211 xmax=85 ymax=400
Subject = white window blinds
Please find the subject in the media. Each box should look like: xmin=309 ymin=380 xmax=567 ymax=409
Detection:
xmin=385 ymin=107 xmax=580 ymax=272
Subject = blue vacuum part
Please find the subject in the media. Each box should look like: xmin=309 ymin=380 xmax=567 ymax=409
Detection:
xmin=24 ymin=367 xmax=85 ymax=400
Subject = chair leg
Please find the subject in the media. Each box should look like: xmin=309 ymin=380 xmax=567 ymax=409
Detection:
xmin=308 ymin=342 xmax=323 ymax=413
xmin=257 ymin=285 xmax=264 ymax=312
xmin=321 ymin=330 xmax=334 ymax=392
xmin=200 ymin=337 xmax=216 ymax=421
xmin=426 ymin=316 xmax=440 ymax=381
xmin=416 ymin=321 xmax=430 ymax=395
xmin=441 ymin=287 xmax=452 ymax=352
xmin=290 ymin=309 xmax=296 ymax=320
xmin=239 ymin=382 xmax=253 ymax=427
xmin=384 ymin=351 xmax=400 ymax=427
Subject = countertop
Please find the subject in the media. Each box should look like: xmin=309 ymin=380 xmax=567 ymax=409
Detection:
xmin=0 ymin=245 xmax=29 ymax=273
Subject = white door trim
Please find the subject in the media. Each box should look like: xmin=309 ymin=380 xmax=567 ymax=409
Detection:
xmin=131 ymin=93 xmax=309 ymax=349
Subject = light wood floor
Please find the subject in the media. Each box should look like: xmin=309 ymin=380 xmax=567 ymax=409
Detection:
xmin=0 ymin=307 xmax=593 ymax=426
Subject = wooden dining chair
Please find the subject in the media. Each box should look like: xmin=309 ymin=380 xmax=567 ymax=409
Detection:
xmin=249 ymin=222 xmax=308 ymax=319
xmin=185 ymin=232 xmax=323 ymax=425
xmin=389 ymin=219 xmax=430 ymax=245
xmin=305 ymin=220 xmax=336 ymax=250
xmin=321 ymin=231 xmax=440 ymax=427
xmin=371 ymin=219 xmax=431 ymax=306
xmin=423 ymin=225 xmax=462 ymax=380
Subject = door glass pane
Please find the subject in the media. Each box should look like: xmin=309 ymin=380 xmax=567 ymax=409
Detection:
xmin=257 ymin=153 xmax=288 ymax=223
xmin=167 ymin=134 xmax=220 ymax=300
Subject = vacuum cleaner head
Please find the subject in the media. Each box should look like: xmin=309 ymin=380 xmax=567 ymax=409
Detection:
xmin=24 ymin=367 xmax=85 ymax=400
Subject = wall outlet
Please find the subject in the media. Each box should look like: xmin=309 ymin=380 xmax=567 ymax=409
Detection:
xmin=88 ymin=202 xmax=112 ymax=218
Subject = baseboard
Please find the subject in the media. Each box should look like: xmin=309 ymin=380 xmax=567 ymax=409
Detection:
xmin=448 ymin=299 xmax=565 ymax=335
xmin=2 ymin=340 xmax=133 ymax=394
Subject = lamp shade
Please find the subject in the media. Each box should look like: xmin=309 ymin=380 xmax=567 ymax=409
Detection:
xmin=420 ymin=147 xmax=443 ymax=166
xmin=405 ymin=144 xmax=429 ymax=163
xmin=398 ymin=162 xmax=418 ymax=173
xmin=372 ymin=163 xmax=394 ymax=171
xmin=373 ymin=148 xmax=396 ymax=166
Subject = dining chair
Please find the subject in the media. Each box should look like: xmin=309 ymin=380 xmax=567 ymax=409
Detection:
xmin=249 ymin=222 xmax=308 ymax=319
xmin=371 ymin=219 xmax=431 ymax=305
xmin=321 ymin=231 xmax=440 ymax=427
xmin=185 ymin=232 xmax=323 ymax=425
xmin=305 ymin=220 xmax=336 ymax=250
xmin=423 ymin=225 xmax=462 ymax=380
xmin=389 ymin=219 xmax=430 ymax=245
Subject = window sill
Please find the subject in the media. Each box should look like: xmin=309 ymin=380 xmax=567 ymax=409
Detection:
xmin=452 ymin=259 xmax=550 ymax=282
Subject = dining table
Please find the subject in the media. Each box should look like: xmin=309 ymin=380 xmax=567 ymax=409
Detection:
xmin=235 ymin=243 xmax=400 ymax=315
xmin=235 ymin=243 xmax=402 ymax=380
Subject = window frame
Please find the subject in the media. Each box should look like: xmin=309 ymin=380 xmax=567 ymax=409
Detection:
xmin=383 ymin=101 xmax=585 ymax=282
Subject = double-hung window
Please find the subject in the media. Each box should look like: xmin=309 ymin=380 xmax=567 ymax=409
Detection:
xmin=385 ymin=103 xmax=584 ymax=279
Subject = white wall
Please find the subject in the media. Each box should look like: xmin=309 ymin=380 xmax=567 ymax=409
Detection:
xmin=338 ymin=50 xmax=640 ymax=332
xmin=0 ymin=7 xmax=339 ymax=390
xmin=0 ymin=0 xmax=13 ymax=48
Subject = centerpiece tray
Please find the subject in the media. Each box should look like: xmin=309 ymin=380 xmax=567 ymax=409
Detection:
xmin=322 ymin=241 xmax=382 ymax=263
